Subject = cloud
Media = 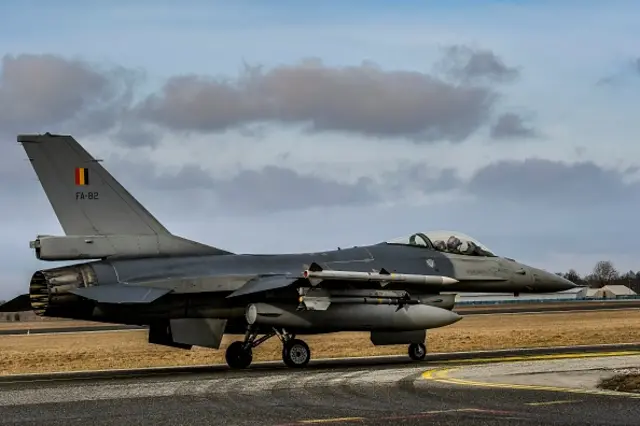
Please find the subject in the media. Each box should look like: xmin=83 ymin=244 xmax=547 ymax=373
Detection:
xmin=108 ymin=158 xmax=380 ymax=213
xmin=134 ymin=58 xmax=500 ymax=143
xmin=466 ymin=158 xmax=640 ymax=206
xmin=490 ymin=112 xmax=537 ymax=139
xmin=102 ymin=151 xmax=640 ymax=218
xmin=0 ymin=50 xmax=528 ymax=146
xmin=212 ymin=166 xmax=378 ymax=212
xmin=380 ymin=165 xmax=462 ymax=195
xmin=438 ymin=45 xmax=520 ymax=84
xmin=0 ymin=54 xmax=139 ymax=137
xmin=595 ymin=57 xmax=640 ymax=86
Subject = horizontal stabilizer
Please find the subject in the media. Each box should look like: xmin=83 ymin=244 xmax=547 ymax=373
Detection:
xmin=226 ymin=275 xmax=300 ymax=298
xmin=0 ymin=294 xmax=31 ymax=312
xmin=69 ymin=285 xmax=171 ymax=304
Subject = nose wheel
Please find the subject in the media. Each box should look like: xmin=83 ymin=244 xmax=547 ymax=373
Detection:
xmin=408 ymin=342 xmax=426 ymax=361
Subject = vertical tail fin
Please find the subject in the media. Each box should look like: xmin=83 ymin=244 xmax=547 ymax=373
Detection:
xmin=18 ymin=133 xmax=231 ymax=257
xmin=19 ymin=133 xmax=168 ymax=236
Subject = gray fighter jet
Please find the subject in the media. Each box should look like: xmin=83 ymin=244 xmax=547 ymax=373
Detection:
xmin=0 ymin=133 xmax=576 ymax=369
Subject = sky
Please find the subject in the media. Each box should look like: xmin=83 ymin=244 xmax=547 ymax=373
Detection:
xmin=0 ymin=0 xmax=639 ymax=298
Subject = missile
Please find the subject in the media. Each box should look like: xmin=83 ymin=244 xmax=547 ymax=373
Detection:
xmin=302 ymin=266 xmax=458 ymax=286
xmin=299 ymin=296 xmax=420 ymax=311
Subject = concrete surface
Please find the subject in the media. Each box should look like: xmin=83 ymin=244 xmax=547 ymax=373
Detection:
xmin=432 ymin=354 xmax=640 ymax=392
xmin=2 ymin=350 xmax=640 ymax=425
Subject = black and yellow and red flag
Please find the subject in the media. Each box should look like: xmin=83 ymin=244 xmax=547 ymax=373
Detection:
xmin=75 ymin=167 xmax=89 ymax=186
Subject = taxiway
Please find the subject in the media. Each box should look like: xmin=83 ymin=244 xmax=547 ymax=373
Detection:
xmin=1 ymin=345 xmax=639 ymax=425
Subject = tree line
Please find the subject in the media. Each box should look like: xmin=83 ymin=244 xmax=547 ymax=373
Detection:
xmin=556 ymin=260 xmax=640 ymax=293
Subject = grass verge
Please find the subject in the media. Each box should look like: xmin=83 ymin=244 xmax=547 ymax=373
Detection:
xmin=599 ymin=373 xmax=640 ymax=393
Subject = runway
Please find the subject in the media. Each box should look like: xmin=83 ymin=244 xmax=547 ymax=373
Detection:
xmin=1 ymin=346 xmax=639 ymax=425
xmin=2 ymin=300 xmax=640 ymax=336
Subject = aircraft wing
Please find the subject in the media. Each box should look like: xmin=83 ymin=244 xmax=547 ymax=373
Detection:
xmin=0 ymin=294 xmax=31 ymax=312
xmin=69 ymin=285 xmax=172 ymax=304
xmin=226 ymin=275 xmax=301 ymax=299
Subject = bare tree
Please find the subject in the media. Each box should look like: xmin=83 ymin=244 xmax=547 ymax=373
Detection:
xmin=563 ymin=269 xmax=583 ymax=285
xmin=591 ymin=260 xmax=619 ymax=288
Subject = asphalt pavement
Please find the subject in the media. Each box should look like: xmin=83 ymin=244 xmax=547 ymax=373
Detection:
xmin=1 ymin=349 xmax=639 ymax=425
xmin=4 ymin=379 xmax=637 ymax=426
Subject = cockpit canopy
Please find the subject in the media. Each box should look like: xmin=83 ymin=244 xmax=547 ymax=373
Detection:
xmin=386 ymin=230 xmax=497 ymax=257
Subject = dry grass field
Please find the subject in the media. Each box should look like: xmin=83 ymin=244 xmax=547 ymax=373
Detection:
xmin=0 ymin=320 xmax=104 ymax=331
xmin=1 ymin=310 xmax=639 ymax=375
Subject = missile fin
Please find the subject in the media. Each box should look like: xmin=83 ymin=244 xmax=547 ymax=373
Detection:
xmin=308 ymin=262 xmax=323 ymax=272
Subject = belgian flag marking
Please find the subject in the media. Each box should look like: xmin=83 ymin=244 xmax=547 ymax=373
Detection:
xmin=75 ymin=167 xmax=89 ymax=186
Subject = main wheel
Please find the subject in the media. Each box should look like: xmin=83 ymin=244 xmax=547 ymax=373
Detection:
xmin=225 ymin=341 xmax=253 ymax=369
xmin=408 ymin=342 xmax=426 ymax=361
xmin=282 ymin=339 xmax=311 ymax=368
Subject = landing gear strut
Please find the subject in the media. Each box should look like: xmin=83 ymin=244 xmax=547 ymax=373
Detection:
xmin=225 ymin=327 xmax=311 ymax=369
xmin=408 ymin=342 xmax=426 ymax=361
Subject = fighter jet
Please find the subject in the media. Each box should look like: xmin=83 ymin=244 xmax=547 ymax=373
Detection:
xmin=0 ymin=133 xmax=576 ymax=369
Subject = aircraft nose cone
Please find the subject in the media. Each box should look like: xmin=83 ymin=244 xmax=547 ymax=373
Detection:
xmin=532 ymin=269 xmax=578 ymax=292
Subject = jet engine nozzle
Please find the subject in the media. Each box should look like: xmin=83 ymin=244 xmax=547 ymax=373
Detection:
xmin=29 ymin=264 xmax=97 ymax=316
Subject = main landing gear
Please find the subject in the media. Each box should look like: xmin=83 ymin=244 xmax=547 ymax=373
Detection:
xmin=225 ymin=327 xmax=311 ymax=370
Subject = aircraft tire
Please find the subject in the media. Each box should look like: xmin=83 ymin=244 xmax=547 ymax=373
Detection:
xmin=282 ymin=339 xmax=311 ymax=368
xmin=225 ymin=341 xmax=253 ymax=369
xmin=408 ymin=343 xmax=426 ymax=361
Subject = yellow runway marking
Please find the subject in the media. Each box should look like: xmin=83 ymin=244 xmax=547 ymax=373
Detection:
xmin=422 ymin=351 xmax=640 ymax=399
xmin=298 ymin=418 xmax=364 ymax=424
xmin=433 ymin=350 xmax=640 ymax=366
xmin=525 ymin=400 xmax=578 ymax=406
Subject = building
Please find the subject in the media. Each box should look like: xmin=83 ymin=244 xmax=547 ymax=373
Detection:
xmin=451 ymin=287 xmax=583 ymax=304
xmin=585 ymin=285 xmax=637 ymax=299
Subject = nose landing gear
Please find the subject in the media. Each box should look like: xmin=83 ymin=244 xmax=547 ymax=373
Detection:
xmin=408 ymin=342 xmax=426 ymax=361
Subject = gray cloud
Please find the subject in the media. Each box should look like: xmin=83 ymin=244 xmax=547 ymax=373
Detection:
xmin=439 ymin=45 xmax=520 ymax=83
xmin=213 ymin=166 xmax=378 ymax=212
xmin=106 ymin=154 xmax=640 ymax=215
xmin=0 ymin=54 xmax=139 ymax=137
xmin=108 ymin=158 xmax=380 ymax=213
xmin=134 ymin=58 xmax=498 ymax=143
xmin=490 ymin=113 xmax=537 ymax=139
xmin=381 ymin=165 xmax=461 ymax=195
xmin=111 ymin=124 xmax=159 ymax=148
xmin=0 ymin=50 xmax=528 ymax=146
xmin=466 ymin=158 xmax=640 ymax=206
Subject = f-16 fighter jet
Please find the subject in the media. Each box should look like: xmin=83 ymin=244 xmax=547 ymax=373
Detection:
xmin=0 ymin=133 xmax=576 ymax=369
